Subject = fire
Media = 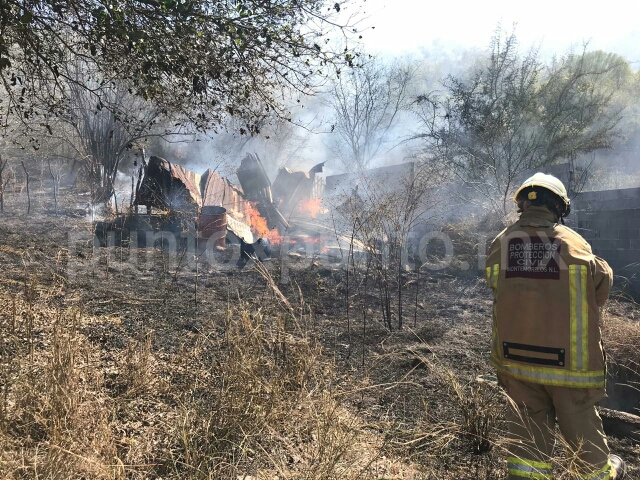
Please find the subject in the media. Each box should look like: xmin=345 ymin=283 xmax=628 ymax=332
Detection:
xmin=244 ymin=201 xmax=282 ymax=244
xmin=298 ymin=198 xmax=322 ymax=218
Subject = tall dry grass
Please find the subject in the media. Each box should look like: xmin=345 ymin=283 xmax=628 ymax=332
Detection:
xmin=602 ymin=300 xmax=640 ymax=373
xmin=2 ymin=243 xmax=636 ymax=478
xmin=0 ymin=271 xmax=425 ymax=479
xmin=0 ymin=293 xmax=117 ymax=479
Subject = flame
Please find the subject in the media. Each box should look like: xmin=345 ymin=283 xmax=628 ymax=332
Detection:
xmin=298 ymin=198 xmax=322 ymax=218
xmin=244 ymin=201 xmax=282 ymax=244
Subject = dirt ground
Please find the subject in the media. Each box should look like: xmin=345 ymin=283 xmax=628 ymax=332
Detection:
xmin=0 ymin=190 xmax=638 ymax=479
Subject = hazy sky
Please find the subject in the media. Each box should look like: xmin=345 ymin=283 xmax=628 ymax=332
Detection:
xmin=355 ymin=0 xmax=640 ymax=67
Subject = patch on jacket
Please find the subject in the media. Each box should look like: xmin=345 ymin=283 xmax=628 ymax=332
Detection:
xmin=505 ymin=236 xmax=562 ymax=280
xmin=503 ymin=342 xmax=566 ymax=367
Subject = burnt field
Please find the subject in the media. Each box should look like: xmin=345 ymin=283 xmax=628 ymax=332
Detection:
xmin=0 ymin=201 xmax=639 ymax=479
xmin=4 ymin=2 xmax=640 ymax=478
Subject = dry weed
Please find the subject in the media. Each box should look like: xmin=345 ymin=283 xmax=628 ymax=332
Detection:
xmin=119 ymin=330 xmax=156 ymax=397
xmin=602 ymin=302 xmax=640 ymax=372
xmin=164 ymin=303 xmax=407 ymax=479
xmin=0 ymin=295 xmax=116 ymax=479
xmin=406 ymin=348 xmax=502 ymax=455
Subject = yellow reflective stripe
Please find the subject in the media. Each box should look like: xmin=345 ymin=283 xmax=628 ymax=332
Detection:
xmin=570 ymin=265 xmax=578 ymax=370
xmin=581 ymin=460 xmax=613 ymax=480
xmin=507 ymin=457 xmax=552 ymax=470
xmin=486 ymin=264 xmax=499 ymax=289
xmin=580 ymin=265 xmax=589 ymax=371
xmin=491 ymin=303 xmax=498 ymax=354
xmin=507 ymin=457 xmax=553 ymax=479
xmin=508 ymin=468 xmax=552 ymax=479
xmin=488 ymin=264 xmax=499 ymax=355
xmin=491 ymin=355 xmax=605 ymax=388
xmin=570 ymin=265 xmax=589 ymax=371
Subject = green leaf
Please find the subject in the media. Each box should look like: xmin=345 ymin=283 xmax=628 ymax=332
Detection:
xmin=20 ymin=11 xmax=33 ymax=24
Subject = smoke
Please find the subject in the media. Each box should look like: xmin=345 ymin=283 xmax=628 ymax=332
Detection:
xmin=133 ymin=38 xmax=640 ymax=227
xmin=141 ymin=46 xmax=485 ymax=184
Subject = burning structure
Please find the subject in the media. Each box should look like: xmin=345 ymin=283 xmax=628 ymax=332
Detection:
xmin=235 ymin=153 xmax=291 ymax=234
xmin=97 ymin=153 xmax=329 ymax=259
xmin=128 ymin=155 xmax=284 ymax=250
xmin=272 ymin=161 xmax=325 ymax=218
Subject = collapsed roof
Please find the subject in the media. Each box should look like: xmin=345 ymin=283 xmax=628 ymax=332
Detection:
xmin=236 ymin=153 xmax=290 ymax=231
xmin=135 ymin=156 xmax=202 ymax=210
xmin=135 ymin=155 xmax=267 ymax=243
xmin=272 ymin=162 xmax=325 ymax=215
xmin=134 ymin=153 xmax=327 ymax=243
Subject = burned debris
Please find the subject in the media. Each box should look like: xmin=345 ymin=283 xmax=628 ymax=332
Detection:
xmin=272 ymin=161 xmax=325 ymax=217
xmin=236 ymin=153 xmax=290 ymax=232
xmin=95 ymin=153 xmax=328 ymax=262
xmin=200 ymin=167 xmax=257 ymax=244
xmin=135 ymin=156 xmax=203 ymax=213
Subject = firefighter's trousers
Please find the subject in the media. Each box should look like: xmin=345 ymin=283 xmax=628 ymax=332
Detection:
xmin=498 ymin=373 xmax=614 ymax=479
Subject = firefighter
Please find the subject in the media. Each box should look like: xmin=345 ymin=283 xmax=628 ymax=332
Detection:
xmin=485 ymin=173 xmax=627 ymax=479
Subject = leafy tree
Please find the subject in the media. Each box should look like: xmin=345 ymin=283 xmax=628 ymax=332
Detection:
xmin=414 ymin=30 xmax=628 ymax=214
xmin=0 ymin=0 xmax=353 ymax=135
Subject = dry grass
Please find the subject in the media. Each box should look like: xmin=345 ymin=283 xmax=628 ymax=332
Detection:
xmin=0 ymin=273 xmax=428 ymax=479
xmin=0 ymin=205 xmax=638 ymax=479
xmin=602 ymin=300 xmax=640 ymax=372
xmin=395 ymin=349 xmax=503 ymax=456
xmin=0 ymin=294 xmax=117 ymax=479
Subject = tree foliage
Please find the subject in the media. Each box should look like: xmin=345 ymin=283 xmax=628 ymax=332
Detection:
xmin=0 ymin=0 xmax=352 ymax=134
xmin=415 ymin=30 xmax=628 ymax=214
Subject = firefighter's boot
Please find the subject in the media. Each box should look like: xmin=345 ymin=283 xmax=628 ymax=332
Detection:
xmin=609 ymin=454 xmax=627 ymax=479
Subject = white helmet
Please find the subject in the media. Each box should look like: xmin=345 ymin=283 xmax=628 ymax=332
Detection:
xmin=513 ymin=172 xmax=570 ymax=208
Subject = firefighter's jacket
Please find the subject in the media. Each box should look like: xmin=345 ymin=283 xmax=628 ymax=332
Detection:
xmin=486 ymin=206 xmax=613 ymax=388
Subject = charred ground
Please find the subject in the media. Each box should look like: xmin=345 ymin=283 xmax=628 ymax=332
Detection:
xmin=0 ymin=193 xmax=638 ymax=479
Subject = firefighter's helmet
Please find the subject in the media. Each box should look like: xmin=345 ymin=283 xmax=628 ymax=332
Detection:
xmin=514 ymin=172 xmax=571 ymax=216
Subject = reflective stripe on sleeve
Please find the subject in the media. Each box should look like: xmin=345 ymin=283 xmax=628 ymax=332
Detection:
xmin=507 ymin=457 xmax=553 ymax=479
xmin=580 ymin=265 xmax=589 ymax=369
xmin=486 ymin=264 xmax=499 ymax=289
xmin=570 ymin=265 xmax=589 ymax=371
xmin=581 ymin=460 xmax=614 ymax=480
xmin=491 ymin=301 xmax=498 ymax=355
xmin=487 ymin=264 xmax=499 ymax=356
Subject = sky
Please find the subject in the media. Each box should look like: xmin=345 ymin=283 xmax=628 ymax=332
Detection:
xmin=353 ymin=0 xmax=640 ymax=68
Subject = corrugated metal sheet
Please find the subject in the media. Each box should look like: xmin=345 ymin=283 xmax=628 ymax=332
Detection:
xmin=201 ymin=169 xmax=245 ymax=213
xmin=201 ymin=168 xmax=254 ymax=243
xmin=272 ymin=168 xmax=310 ymax=205
xmin=235 ymin=154 xmax=291 ymax=231
xmin=168 ymin=162 xmax=202 ymax=207
xmin=272 ymin=162 xmax=325 ymax=219
xmin=135 ymin=156 xmax=202 ymax=210
xmin=237 ymin=153 xmax=272 ymax=202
